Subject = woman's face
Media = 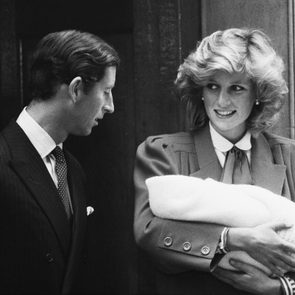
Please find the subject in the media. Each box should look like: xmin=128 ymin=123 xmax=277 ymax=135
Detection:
xmin=202 ymin=71 xmax=255 ymax=142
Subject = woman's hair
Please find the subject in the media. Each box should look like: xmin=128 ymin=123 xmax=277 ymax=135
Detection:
xmin=175 ymin=28 xmax=288 ymax=134
xmin=30 ymin=30 xmax=120 ymax=101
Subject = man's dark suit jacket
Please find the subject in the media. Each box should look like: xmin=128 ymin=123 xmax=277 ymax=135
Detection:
xmin=134 ymin=124 xmax=295 ymax=295
xmin=0 ymin=121 xmax=87 ymax=294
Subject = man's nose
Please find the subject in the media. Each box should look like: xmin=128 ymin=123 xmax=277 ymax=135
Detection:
xmin=104 ymin=96 xmax=114 ymax=114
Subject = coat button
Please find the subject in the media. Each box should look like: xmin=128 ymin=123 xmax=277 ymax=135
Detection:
xmin=183 ymin=241 xmax=192 ymax=252
xmin=163 ymin=236 xmax=173 ymax=247
xmin=45 ymin=253 xmax=54 ymax=263
xmin=201 ymin=245 xmax=210 ymax=256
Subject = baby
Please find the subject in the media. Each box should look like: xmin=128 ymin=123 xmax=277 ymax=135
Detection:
xmin=146 ymin=175 xmax=295 ymax=275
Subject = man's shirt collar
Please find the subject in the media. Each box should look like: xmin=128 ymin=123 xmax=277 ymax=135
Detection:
xmin=16 ymin=107 xmax=61 ymax=158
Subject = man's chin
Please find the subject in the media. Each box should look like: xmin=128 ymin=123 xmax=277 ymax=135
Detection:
xmin=84 ymin=128 xmax=93 ymax=136
xmin=72 ymin=127 xmax=93 ymax=137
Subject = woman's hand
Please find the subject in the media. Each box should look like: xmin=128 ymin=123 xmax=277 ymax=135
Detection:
xmin=213 ymin=259 xmax=282 ymax=295
xmin=227 ymin=221 xmax=295 ymax=276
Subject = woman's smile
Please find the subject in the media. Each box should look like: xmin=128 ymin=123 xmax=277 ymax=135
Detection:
xmin=214 ymin=109 xmax=236 ymax=118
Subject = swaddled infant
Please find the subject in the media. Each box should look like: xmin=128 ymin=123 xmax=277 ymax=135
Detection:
xmin=146 ymin=175 xmax=295 ymax=275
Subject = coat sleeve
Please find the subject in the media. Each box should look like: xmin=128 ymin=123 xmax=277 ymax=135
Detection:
xmin=133 ymin=135 xmax=224 ymax=273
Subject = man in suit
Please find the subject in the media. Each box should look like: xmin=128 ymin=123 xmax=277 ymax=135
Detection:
xmin=0 ymin=30 xmax=119 ymax=294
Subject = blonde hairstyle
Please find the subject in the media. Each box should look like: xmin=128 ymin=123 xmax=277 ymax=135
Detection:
xmin=175 ymin=28 xmax=288 ymax=134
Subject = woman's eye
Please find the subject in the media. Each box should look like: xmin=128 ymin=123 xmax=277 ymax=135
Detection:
xmin=206 ymin=83 xmax=218 ymax=90
xmin=232 ymin=85 xmax=244 ymax=92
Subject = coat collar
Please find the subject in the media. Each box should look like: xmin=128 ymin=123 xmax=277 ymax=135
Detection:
xmin=190 ymin=124 xmax=286 ymax=194
xmin=3 ymin=121 xmax=72 ymax=257
xmin=190 ymin=124 xmax=222 ymax=181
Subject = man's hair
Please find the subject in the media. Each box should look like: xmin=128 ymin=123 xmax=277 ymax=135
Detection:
xmin=175 ymin=28 xmax=288 ymax=135
xmin=30 ymin=30 xmax=120 ymax=100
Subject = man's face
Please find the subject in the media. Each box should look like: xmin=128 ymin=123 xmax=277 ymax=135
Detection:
xmin=72 ymin=66 xmax=116 ymax=136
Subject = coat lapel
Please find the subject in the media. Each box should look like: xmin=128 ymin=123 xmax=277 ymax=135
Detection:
xmin=3 ymin=121 xmax=71 ymax=257
xmin=251 ymin=133 xmax=286 ymax=194
xmin=189 ymin=125 xmax=286 ymax=195
xmin=190 ymin=125 xmax=223 ymax=180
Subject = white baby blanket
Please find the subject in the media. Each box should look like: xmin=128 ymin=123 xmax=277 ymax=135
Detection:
xmin=146 ymin=175 xmax=295 ymax=275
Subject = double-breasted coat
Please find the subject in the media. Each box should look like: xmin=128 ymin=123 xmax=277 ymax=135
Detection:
xmin=134 ymin=124 xmax=295 ymax=295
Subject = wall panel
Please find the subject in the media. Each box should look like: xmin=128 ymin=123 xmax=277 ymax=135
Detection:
xmin=134 ymin=0 xmax=201 ymax=144
xmin=0 ymin=0 xmax=21 ymax=127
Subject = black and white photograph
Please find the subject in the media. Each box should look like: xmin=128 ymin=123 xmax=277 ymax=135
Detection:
xmin=0 ymin=1 xmax=294 ymax=294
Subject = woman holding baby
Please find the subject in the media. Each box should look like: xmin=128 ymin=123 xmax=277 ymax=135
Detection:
xmin=134 ymin=28 xmax=295 ymax=294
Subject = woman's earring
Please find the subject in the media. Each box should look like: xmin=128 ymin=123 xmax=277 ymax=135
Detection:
xmin=201 ymin=97 xmax=204 ymax=101
xmin=255 ymin=99 xmax=260 ymax=105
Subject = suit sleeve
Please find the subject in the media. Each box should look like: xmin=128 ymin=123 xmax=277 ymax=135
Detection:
xmin=133 ymin=136 xmax=224 ymax=273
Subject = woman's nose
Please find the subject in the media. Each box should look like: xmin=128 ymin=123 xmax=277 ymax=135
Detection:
xmin=217 ymin=90 xmax=231 ymax=107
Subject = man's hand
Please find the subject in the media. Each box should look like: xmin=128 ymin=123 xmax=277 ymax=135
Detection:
xmin=213 ymin=259 xmax=282 ymax=295
xmin=228 ymin=221 xmax=295 ymax=276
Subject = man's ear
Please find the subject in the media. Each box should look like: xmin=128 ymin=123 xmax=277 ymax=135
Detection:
xmin=68 ymin=76 xmax=83 ymax=102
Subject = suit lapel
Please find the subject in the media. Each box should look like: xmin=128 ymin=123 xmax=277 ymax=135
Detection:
xmin=3 ymin=121 xmax=71 ymax=257
xmin=62 ymin=152 xmax=87 ymax=293
xmin=190 ymin=125 xmax=223 ymax=180
xmin=66 ymin=152 xmax=87 ymax=248
xmin=251 ymin=133 xmax=286 ymax=194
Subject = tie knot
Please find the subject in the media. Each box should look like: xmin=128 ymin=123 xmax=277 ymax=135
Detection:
xmin=51 ymin=146 xmax=66 ymax=164
xmin=230 ymin=146 xmax=245 ymax=161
